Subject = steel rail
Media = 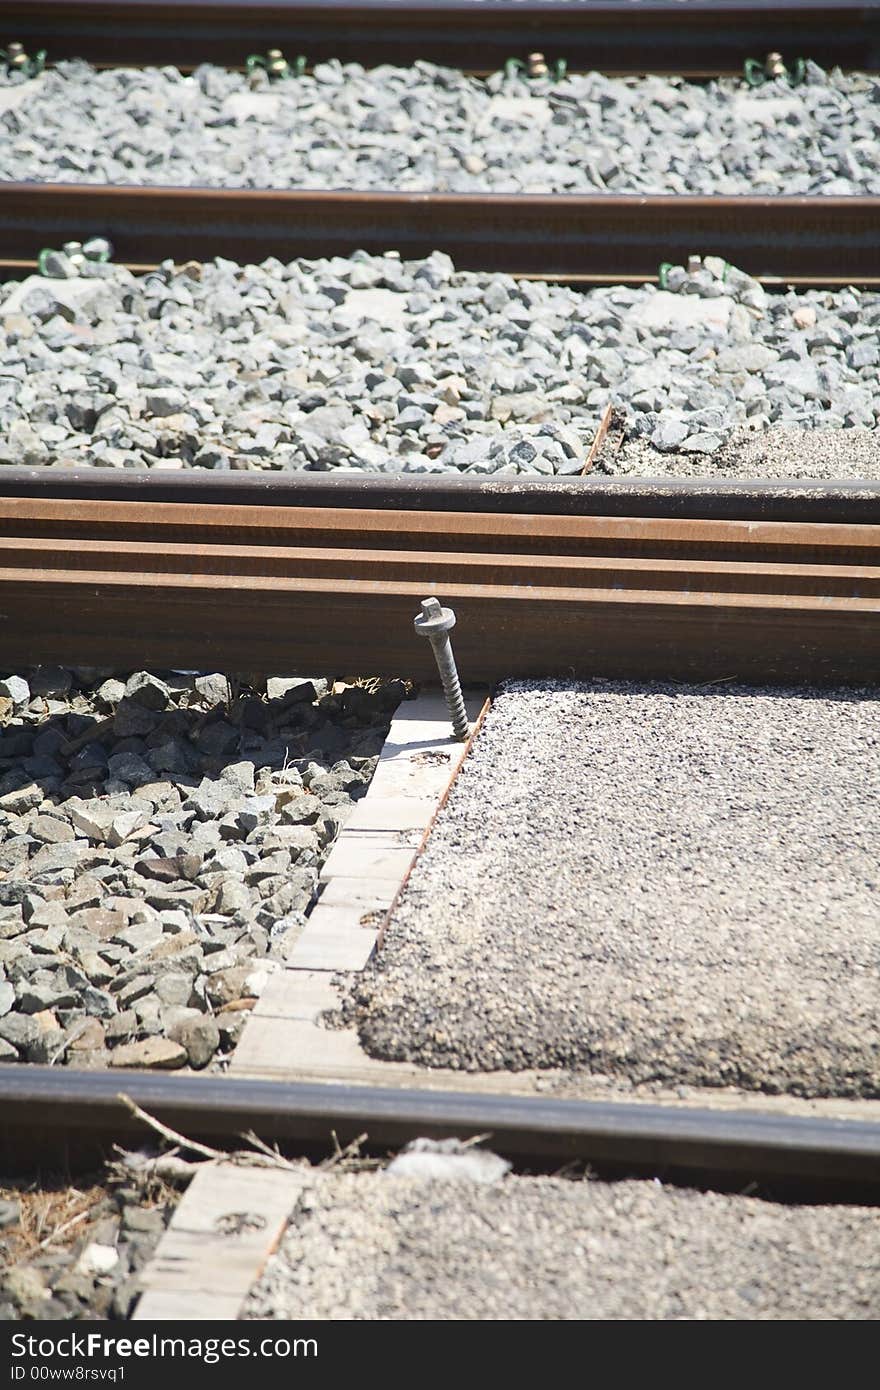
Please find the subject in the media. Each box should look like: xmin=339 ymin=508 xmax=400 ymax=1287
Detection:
xmin=2 ymin=1066 xmax=880 ymax=1196
xmin=1 ymin=494 xmax=879 ymax=681
xmin=2 ymin=497 xmax=880 ymax=559
xmin=1 ymin=185 xmax=878 ymax=284
xmin=7 ymin=536 xmax=880 ymax=598
xmin=4 ymin=0 xmax=879 ymax=74
xmin=4 ymin=467 xmax=880 ymax=525
xmin=5 ymin=570 xmax=878 ymax=681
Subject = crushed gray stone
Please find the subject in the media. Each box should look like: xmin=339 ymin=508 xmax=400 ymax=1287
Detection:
xmin=598 ymin=423 xmax=880 ymax=477
xmin=1 ymin=252 xmax=880 ymax=475
xmin=0 ymin=1157 xmax=179 ymax=1321
xmin=0 ymin=667 xmax=403 ymax=1068
xmin=1 ymin=60 xmax=877 ymax=195
xmin=244 ymin=1169 xmax=880 ymax=1320
xmin=349 ymin=681 xmax=880 ymax=1098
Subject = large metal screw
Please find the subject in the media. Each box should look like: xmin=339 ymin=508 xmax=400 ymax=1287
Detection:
xmin=526 ymin=51 xmax=549 ymax=77
xmin=765 ymin=51 xmax=786 ymax=78
xmin=414 ymin=597 xmax=470 ymax=742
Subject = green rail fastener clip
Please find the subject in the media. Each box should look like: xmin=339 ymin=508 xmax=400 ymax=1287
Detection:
xmin=658 ymin=261 xmax=673 ymax=290
xmin=743 ymin=57 xmax=765 ymax=87
xmin=743 ymin=52 xmax=806 ymax=88
xmin=0 ymin=42 xmax=46 ymax=78
xmin=38 ymin=238 xmax=113 ymax=278
xmin=788 ymin=58 xmax=807 ymax=87
xmin=246 ymin=49 xmax=307 ymax=79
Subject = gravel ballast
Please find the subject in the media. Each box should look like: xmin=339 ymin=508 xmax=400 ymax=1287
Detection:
xmin=0 ymin=1154 xmax=181 ymax=1321
xmin=245 ymin=1167 xmax=880 ymax=1320
xmin=1 ymin=61 xmax=877 ymax=195
xmin=350 ymin=681 xmax=880 ymax=1097
xmin=0 ymin=667 xmax=402 ymax=1069
xmin=1 ymin=252 xmax=880 ymax=475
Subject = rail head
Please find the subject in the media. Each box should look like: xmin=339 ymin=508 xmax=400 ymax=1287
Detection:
xmin=3 ymin=1065 xmax=880 ymax=1197
xmin=3 ymin=469 xmax=880 ymax=524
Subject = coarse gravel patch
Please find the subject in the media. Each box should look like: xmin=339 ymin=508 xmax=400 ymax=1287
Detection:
xmin=597 ymin=423 xmax=880 ymax=478
xmin=349 ymin=681 xmax=880 ymax=1097
xmin=1 ymin=61 xmax=877 ymax=195
xmin=244 ymin=1168 xmax=880 ymax=1320
xmin=2 ymin=252 xmax=880 ymax=475
xmin=0 ymin=1155 xmax=180 ymax=1320
xmin=0 ymin=667 xmax=403 ymax=1070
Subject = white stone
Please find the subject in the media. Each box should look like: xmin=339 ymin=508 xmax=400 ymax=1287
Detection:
xmin=0 ymin=675 xmax=30 ymax=706
xmin=69 ymin=802 xmax=116 ymax=843
xmin=222 ymin=92 xmax=283 ymax=122
xmin=75 ymin=1243 xmax=119 ymax=1277
xmin=731 ymin=94 xmax=803 ymax=127
xmin=243 ymin=961 xmax=280 ymax=997
xmin=336 ymin=289 xmax=408 ymax=328
xmin=110 ymin=810 xmax=151 ymax=846
xmin=2 ymin=275 xmax=110 ymax=320
xmin=486 ymin=96 xmax=553 ymax=127
xmin=630 ymin=291 xmax=734 ymax=335
xmin=385 ymin=1139 xmax=511 ymax=1185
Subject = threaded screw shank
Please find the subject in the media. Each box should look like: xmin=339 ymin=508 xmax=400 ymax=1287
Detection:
xmin=414 ymin=597 xmax=470 ymax=742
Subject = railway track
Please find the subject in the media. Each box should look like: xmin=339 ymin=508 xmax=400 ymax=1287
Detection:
xmin=2 ymin=482 xmax=879 ymax=1314
xmin=1 ymin=186 xmax=877 ymax=285
xmin=4 ymin=1066 xmax=880 ymax=1197
xmin=0 ymin=471 xmax=879 ymax=682
xmin=3 ymin=673 xmax=879 ymax=1321
xmin=6 ymin=0 xmax=880 ymax=76
xmin=1 ymin=2 xmax=878 ymax=284
xmin=1 ymin=0 xmax=879 ymax=1325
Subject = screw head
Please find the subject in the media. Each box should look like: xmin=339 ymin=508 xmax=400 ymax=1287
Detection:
xmin=765 ymin=51 xmax=786 ymax=77
xmin=267 ymin=49 xmax=289 ymax=76
xmin=414 ymin=596 xmax=456 ymax=637
xmin=526 ymin=51 xmax=548 ymax=77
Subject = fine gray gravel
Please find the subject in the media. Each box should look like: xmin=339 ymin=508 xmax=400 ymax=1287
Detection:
xmin=349 ymin=681 xmax=880 ymax=1098
xmin=0 ymin=667 xmax=402 ymax=1069
xmin=245 ymin=1169 xmax=880 ymax=1320
xmin=1 ymin=61 xmax=877 ymax=194
xmin=598 ymin=423 xmax=880 ymax=478
xmin=2 ymin=252 xmax=880 ymax=475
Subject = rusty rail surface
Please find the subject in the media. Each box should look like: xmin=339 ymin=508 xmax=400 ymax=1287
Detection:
xmin=5 ymin=0 xmax=879 ymax=74
xmin=1 ymin=184 xmax=878 ymax=283
xmin=1 ymin=493 xmax=879 ymax=682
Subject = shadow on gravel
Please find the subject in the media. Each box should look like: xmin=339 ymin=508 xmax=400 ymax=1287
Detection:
xmin=0 ymin=667 xmax=407 ymax=1070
